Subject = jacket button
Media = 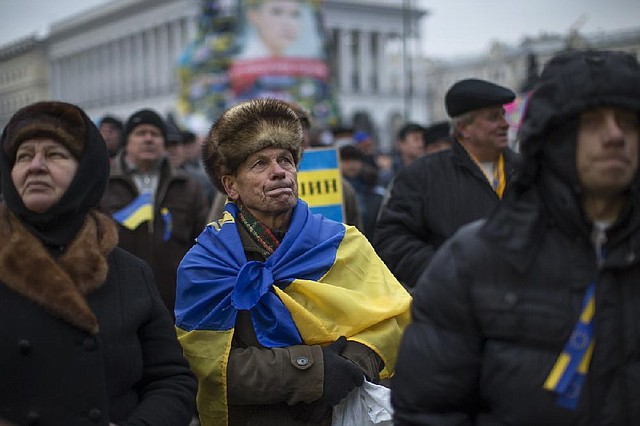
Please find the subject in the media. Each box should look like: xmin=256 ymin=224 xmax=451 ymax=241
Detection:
xmin=83 ymin=337 xmax=96 ymax=351
xmin=88 ymin=408 xmax=102 ymax=422
xmin=296 ymin=356 xmax=309 ymax=367
xmin=18 ymin=339 xmax=32 ymax=355
xmin=26 ymin=410 xmax=40 ymax=425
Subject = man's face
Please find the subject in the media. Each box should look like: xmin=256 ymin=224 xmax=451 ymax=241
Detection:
xmin=99 ymin=123 xmax=122 ymax=155
xmin=399 ymin=131 xmax=426 ymax=162
xmin=222 ymin=147 xmax=298 ymax=224
xmin=340 ymin=158 xmax=362 ymax=179
xmin=462 ymin=106 xmax=510 ymax=156
xmin=125 ymin=124 xmax=165 ymax=168
xmin=165 ymin=141 xmax=185 ymax=168
xmin=576 ymin=107 xmax=639 ymax=198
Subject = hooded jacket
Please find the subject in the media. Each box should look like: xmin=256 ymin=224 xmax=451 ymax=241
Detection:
xmin=392 ymin=50 xmax=640 ymax=425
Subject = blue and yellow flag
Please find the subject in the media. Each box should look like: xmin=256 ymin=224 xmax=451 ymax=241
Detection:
xmin=297 ymin=148 xmax=344 ymax=222
xmin=175 ymin=200 xmax=411 ymax=425
xmin=112 ymin=192 xmax=153 ymax=230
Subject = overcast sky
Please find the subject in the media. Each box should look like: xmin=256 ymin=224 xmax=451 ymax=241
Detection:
xmin=0 ymin=0 xmax=639 ymax=59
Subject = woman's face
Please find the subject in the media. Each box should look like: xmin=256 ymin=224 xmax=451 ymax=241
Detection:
xmin=248 ymin=1 xmax=301 ymax=56
xmin=11 ymin=138 xmax=79 ymax=213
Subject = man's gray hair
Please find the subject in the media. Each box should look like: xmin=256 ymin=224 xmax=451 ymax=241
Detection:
xmin=450 ymin=111 xmax=475 ymax=139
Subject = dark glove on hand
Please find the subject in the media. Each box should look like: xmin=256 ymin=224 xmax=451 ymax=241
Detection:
xmin=291 ymin=337 xmax=364 ymax=423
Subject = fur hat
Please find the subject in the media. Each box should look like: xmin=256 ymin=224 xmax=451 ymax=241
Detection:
xmin=2 ymin=101 xmax=87 ymax=163
xmin=203 ymin=98 xmax=303 ymax=193
xmin=123 ymin=109 xmax=167 ymax=143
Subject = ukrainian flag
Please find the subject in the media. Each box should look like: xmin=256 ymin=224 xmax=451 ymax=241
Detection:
xmin=112 ymin=192 xmax=153 ymax=230
xmin=175 ymin=199 xmax=411 ymax=425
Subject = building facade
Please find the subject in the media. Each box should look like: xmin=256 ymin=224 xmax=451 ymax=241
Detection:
xmin=425 ymin=27 xmax=640 ymax=122
xmin=35 ymin=0 xmax=426 ymax=151
xmin=0 ymin=36 xmax=49 ymax=127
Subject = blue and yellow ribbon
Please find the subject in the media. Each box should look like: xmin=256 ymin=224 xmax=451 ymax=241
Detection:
xmin=543 ymin=282 xmax=596 ymax=410
xmin=161 ymin=207 xmax=172 ymax=241
xmin=112 ymin=192 xmax=153 ymax=230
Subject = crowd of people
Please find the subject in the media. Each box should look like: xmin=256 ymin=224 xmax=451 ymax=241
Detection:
xmin=1 ymin=47 xmax=640 ymax=426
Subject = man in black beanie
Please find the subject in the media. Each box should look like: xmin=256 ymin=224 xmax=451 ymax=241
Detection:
xmin=100 ymin=108 xmax=208 ymax=316
xmin=393 ymin=49 xmax=640 ymax=425
xmin=375 ymin=78 xmax=520 ymax=289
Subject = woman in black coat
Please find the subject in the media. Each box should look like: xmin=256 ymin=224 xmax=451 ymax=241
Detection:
xmin=0 ymin=101 xmax=197 ymax=425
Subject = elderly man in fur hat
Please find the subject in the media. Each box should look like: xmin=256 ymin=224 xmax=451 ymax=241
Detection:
xmin=174 ymin=98 xmax=411 ymax=426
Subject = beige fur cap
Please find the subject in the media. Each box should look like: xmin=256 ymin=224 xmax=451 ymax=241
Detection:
xmin=203 ymin=98 xmax=303 ymax=193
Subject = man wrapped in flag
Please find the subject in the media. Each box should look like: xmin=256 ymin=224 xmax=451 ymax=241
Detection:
xmin=392 ymin=50 xmax=640 ymax=425
xmin=175 ymin=98 xmax=411 ymax=425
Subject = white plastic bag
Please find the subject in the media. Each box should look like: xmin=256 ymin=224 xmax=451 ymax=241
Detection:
xmin=332 ymin=380 xmax=394 ymax=426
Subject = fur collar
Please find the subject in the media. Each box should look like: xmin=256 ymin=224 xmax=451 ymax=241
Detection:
xmin=0 ymin=205 xmax=118 ymax=334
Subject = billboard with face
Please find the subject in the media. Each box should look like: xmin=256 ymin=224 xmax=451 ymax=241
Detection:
xmin=177 ymin=0 xmax=340 ymax=133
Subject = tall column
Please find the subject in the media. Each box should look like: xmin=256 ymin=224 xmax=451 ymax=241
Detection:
xmin=170 ymin=20 xmax=183 ymax=89
xmin=111 ymin=39 xmax=121 ymax=102
xmin=157 ymin=23 xmax=170 ymax=93
xmin=358 ymin=30 xmax=372 ymax=93
xmin=50 ymin=61 xmax=61 ymax=99
xmin=374 ymin=32 xmax=386 ymax=94
xmin=122 ymin=35 xmax=134 ymax=100
xmin=146 ymin=28 xmax=158 ymax=95
xmin=134 ymin=32 xmax=145 ymax=98
xmin=337 ymin=29 xmax=352 ymax=93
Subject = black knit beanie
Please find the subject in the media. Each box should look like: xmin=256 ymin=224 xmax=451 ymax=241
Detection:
xmin=123 ymin=109 xmax=168 ymax=143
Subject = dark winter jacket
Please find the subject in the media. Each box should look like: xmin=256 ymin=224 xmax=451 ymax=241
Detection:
xmin=100 ymin=154 xmax=208 ymax=314
xmin=0 ymin=206 xmax=197 ymax=426
xmin=392 ymin=172 xmax=640 ymax=425
xmin=392 ymin=49 xmax=640 ymax=426
xmin=373 ymin=140 xmax=520 ymax=288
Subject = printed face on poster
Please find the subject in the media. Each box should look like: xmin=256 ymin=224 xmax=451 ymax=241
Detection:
xmin=239 ymin=0 xmax=323 ymax=59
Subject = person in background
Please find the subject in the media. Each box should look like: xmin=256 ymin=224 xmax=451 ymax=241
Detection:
xmin=98 ymin=114 xmax=124 ymax=161
xmin=0 ymin=101 xmax=196 ymax=425
xmin=423 ymin=120 xmax=452 ymax=154
xmin=165 ymin=118 xmax=186 ymax=169
xmin=374 ymin=78 xmax=520 ymax=289
xmin=392 ymin=49 xmax=640 ymax=425
xmin=290 ymin=101 xmax=362 ymax=230
xmin=395 ymin=123 xmax=426 ymax=170
xmin=175 ymin=98 xmax=411 ymax=425
xmin=181 ymin=129 xmax=218 ymax=206
xmin=100 ymin=108 xmax=208 ymax=316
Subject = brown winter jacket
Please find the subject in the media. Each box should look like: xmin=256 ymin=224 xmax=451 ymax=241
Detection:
xmin=225 ymin=222 xmax=384 ymax=425
xmin=100 ymin=153 xmax=208 ymax=315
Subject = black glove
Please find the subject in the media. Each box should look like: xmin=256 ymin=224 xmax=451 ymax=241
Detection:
xmin=291 ymin=337 xmax=364 ymax=422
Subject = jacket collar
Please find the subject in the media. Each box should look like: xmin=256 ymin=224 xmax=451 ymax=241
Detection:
xmin=0 ymin=205 xmax=118 ymax=334
xmin=480 ymin=170 xmax=640 ymax=273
